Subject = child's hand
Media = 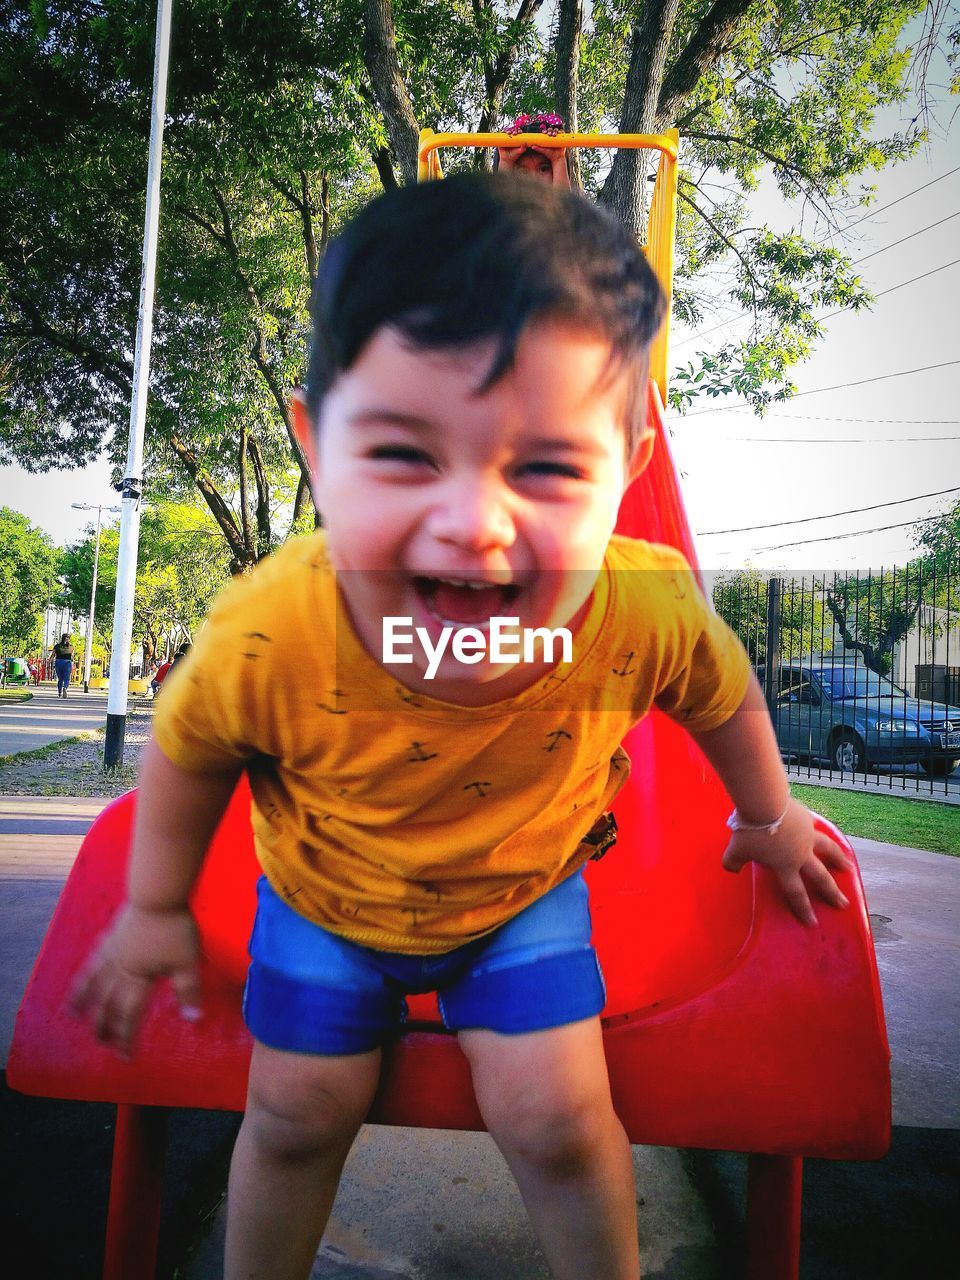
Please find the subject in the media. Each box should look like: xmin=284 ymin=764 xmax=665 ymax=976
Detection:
xmin=721 ymin=799 xmax=854 ymax=926
xmin=69 ymin=903 xmax=202 ymax=1058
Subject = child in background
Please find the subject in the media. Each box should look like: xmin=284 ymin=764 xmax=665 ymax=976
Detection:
xmin=495 ymin=110 xmax=571 ymax=186
xmin=72 ymin=175 xmax=850 ymax=1280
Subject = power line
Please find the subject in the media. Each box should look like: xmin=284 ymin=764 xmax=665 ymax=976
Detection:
xmin=727 ymin=435 xmax=960 ymax=443
xmin=728 ymin=414 xmax=960 ymax=424
xmin=683 ymin=360 xmax=960 ymax=417
xmin=674 ymin=254 xmax=960 ymax=350
xmin=841 ymin=166 xmax=960 ymax=230
xmin=852 ymin=210 xmax=960 ymax=264
xmin=757 ymin=514 xmax=944 ymax=553
xmin=696 ymin=486 xmax=960 ymax=536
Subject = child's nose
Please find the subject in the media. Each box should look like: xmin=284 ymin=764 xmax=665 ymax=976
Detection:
xmin=425 ymin=479 xmax=517 ymax=553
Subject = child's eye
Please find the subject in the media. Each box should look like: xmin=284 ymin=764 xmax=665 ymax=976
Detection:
xmin=368 ymin=445 xmax=436 ymax=468
xmin=519 ymin=461 xmax=585 ymax=480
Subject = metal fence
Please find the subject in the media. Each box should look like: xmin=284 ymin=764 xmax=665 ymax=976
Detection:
xmin=710 ymin=564 xmax=960 ymax=799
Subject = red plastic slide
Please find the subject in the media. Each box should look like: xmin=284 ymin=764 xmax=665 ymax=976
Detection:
xmin=9 ymin=385 xmax=890 ymax=1279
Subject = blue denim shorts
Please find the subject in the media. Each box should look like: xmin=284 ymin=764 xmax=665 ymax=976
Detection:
xmin=243 ymin=871 xmax=606 ymax=1055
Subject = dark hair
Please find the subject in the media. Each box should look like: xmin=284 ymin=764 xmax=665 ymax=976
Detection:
xmin=305 ymin=173 xmax=666 ymax=455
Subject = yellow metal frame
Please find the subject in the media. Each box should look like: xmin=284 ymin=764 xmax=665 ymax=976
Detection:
xmin=417 ymin=129 xmax=679 ymax=402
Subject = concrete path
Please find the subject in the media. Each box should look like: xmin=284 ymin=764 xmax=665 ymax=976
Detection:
xmin=2 ymin=802 xmax=957 ymax=1277
xmin=0 ymin=686 xmax=110 ymax=756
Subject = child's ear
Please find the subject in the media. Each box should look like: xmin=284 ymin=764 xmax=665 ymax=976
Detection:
xmin=626 ymin=425 xmax=656 ymax=483
xmin=290 ymin=389 xmax=319 ymax=479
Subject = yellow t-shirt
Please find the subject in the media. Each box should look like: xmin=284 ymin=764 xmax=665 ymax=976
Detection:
xmin=154 ymin=532 xmax=751 ymax=952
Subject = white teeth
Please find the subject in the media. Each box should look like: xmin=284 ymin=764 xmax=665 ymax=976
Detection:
xmin=433 ymin=577 xmax=503 ymax=590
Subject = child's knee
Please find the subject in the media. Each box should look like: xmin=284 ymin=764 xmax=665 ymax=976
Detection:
xmin=244 ymin=1046 xmax=379 ymax=1158
xmin=486 ymin=1091 xmax=611 ymax=1177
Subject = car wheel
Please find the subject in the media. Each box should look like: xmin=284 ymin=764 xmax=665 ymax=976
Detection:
xmin=831 ymin=730 xmax=866 ymax=773
xmin=921 ymin=757 xmax=960 ymax=778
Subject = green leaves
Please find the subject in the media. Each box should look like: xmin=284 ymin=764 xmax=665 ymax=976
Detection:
xmin=0 ymin=507 xmax=60 ymax=654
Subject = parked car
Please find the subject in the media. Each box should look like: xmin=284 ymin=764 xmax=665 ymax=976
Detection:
xmin=762 ymin=659 xmax=960 ymax=777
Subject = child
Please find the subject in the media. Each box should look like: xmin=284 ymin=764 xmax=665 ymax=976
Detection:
xmin=71 ymin=174 xmax=850 ymax=1280
xmin=495 ymin=110 xmax=571 ymax=186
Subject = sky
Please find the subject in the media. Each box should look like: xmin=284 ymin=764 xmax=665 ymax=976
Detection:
xmin=672 ymin=126 xmax=960 ymax=577
xmin=1 ymin=16 xmax=957 ymax=574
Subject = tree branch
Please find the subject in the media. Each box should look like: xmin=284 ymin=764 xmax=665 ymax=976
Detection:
xmin=682 ymin=129 xmax=838 ymax=222
xmin=677 ymin=184 xmax=761 ymax=312
xmin=554 ymin=0 xmax=583 ymax=190
xmin=7 ymin=290 xmax=133 ymax=397
xmin=167 ymin=431 xmax=251 ymax=572
xmin=299 ymin=169 xmax=320 ymax=284
xmin=246 ymin=432 xmax=271 ymax=558
xmin=363 ymin=0 xmax=422 ymax=184
xmin=473 ymin=0 xmax=544 ymax=165
xmin=655 ymin=0 xmax=755 ymax=128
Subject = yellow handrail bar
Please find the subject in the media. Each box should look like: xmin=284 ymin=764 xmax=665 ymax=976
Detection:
xmin=416 ymin=128 xmax=678 ymax=403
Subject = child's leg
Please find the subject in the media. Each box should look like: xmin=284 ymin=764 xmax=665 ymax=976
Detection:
xmin=225 ymin=1039 xmax=381 ymax=1280
xmin=459 ymin=1017 xmax=640 ymax=1280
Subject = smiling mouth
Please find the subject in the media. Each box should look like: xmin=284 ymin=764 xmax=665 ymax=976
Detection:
xmin=413 ymin=576 xmax=522 ymax=627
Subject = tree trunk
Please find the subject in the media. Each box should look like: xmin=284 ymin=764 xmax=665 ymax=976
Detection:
xmin=298 ymin=169 xmax=320 ymax=284
xmin=168 ymin=432 xmax=254 ymax=575
xmin=238 ymin=421 xmax=251 ymax=554
xmin=363 ymin=0 xmax=422 ymax=184
xmin=554 ymin=0 xmax=583 ymax=190
xmin=246 ymin=433 xmax=272 ymax=560
xmin=600 ymin=0 xmax=680 ymax=233
xmin=473 ymin=0 xmax=545 ymax=169
xmin=657 ymin=0 xmax=756 ymax=129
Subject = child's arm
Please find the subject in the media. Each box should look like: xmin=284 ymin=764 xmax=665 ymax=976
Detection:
xmin=687 ymin=676 xmax=853 ymax=926
xmin=69 ymin=738 xmax=242 ymax=1057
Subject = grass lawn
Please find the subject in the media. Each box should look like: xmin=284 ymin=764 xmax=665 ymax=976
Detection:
xmin=0 ymin=688 xmax=33 ymax=703
xmin=792 ymin=782 xmax=959 ymax=856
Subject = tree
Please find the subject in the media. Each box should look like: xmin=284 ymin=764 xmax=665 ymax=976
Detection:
xmin=913 ymin=496 xmax=960 ymax=576
xmin=823 ymin=499 xmax=960 ymax=673
xmin=824 ymin=569 xmax=924 ymax=675
xmin=364 ymin=0 xmax=931 ymax=413
xmin=1 ymin=0 xmax=947 ymax=563
xmin=0 ymin=507 xmax=60 ymax=654
xmin=59 ymin=499 xmax=232 ymax=665
xmin=711 ymin=566 xmax=829 ymax=664
xmin=2 ymin=1 xmax=376 ymax=567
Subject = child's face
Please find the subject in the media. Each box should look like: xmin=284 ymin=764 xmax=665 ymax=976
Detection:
xmin=296 ymin=320 xmax=640 ymax=703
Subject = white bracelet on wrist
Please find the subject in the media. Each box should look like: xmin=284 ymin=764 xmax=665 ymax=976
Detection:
xmin=726 ymin=801 xmax=791 ymax=836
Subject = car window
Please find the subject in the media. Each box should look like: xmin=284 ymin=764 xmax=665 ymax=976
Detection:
xmin=818 ymin=668 xmax=910 ymax=699
xmin=777 ymin=669 xmax=812 ymax=704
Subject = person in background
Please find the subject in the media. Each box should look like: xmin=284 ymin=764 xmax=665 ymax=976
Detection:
xmin=52 ymin=634 xmax=74 ymax=698
xmin=496 ymin=111 xmax=571 ymax=187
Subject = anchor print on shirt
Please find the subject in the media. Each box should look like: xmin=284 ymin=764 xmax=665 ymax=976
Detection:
xmin=544 ymin=729 xmax=572 ymax=752
xmin=317 ymin=688 xmax=348 ymax=715
xmin=395 ymin=685 xmax=424 ymax=708
xmin=463 ymin=780 xmax=493 ymax=798
xmin=613 ymin=651 xmax=637 ymax=677
xmin=241 ymin=631 xmax=273 ymax=661
xmin=407 ymin=741 xmax=438 ymax=762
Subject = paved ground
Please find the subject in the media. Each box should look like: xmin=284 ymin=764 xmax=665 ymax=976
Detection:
xmin=0 ymin=686 xmax=111 ymax=755
xmin=2 ymin=791 xmax=957 ymax=1279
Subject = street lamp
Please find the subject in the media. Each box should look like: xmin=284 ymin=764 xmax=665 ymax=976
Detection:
xmin=71 ymin=502 xmax=121 ymax=693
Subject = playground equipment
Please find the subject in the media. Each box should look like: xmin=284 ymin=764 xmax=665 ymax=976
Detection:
xmin=9 ymin=129 xmax=890 ymax=1280
xmin=2 ymin=656 xmax=30 ymax=686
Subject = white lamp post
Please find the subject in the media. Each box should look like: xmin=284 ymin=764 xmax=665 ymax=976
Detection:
xmin=104 ymin=0 xmax=172 ymax=767
xmin=71 ymin=503 xmax=121 ymax=692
